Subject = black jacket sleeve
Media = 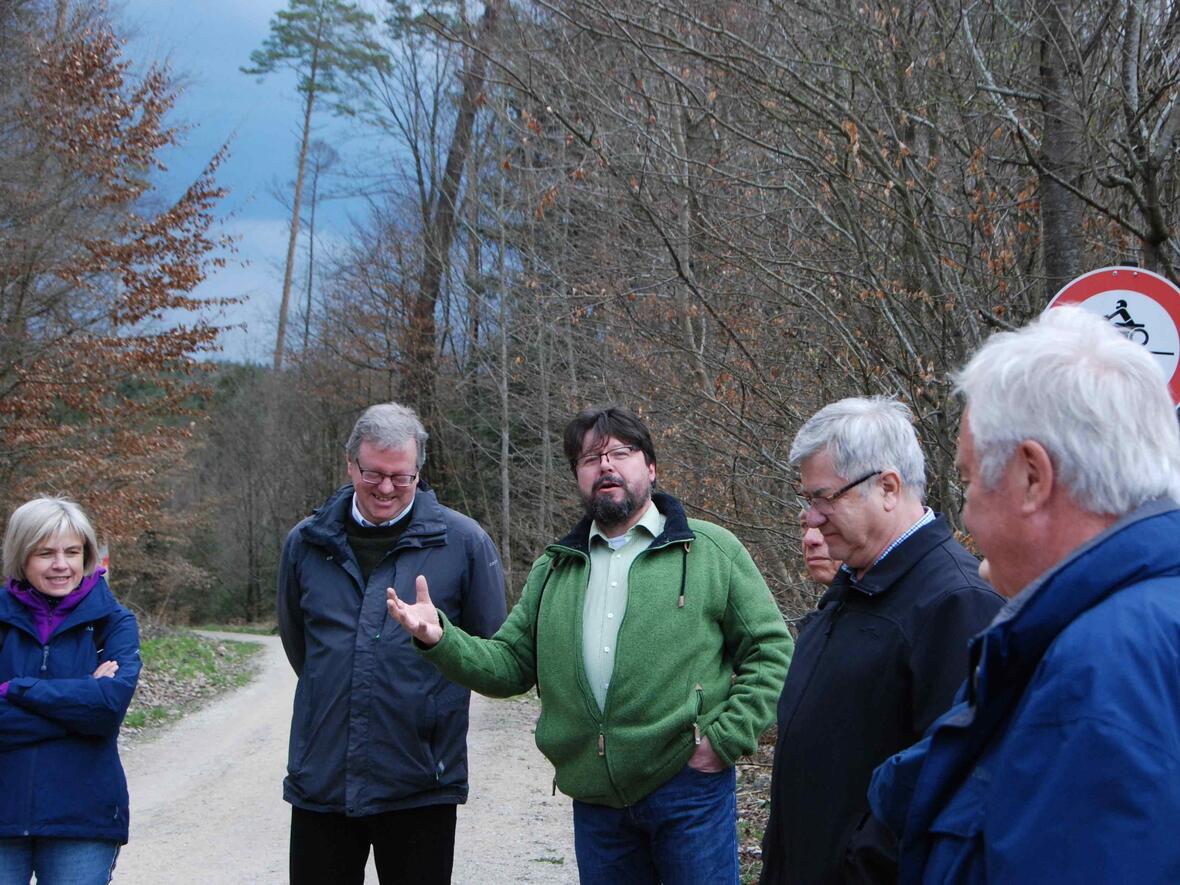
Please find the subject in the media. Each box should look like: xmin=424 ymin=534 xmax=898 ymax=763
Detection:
xmin=908 ymin=584 xmax=1002 ymax=735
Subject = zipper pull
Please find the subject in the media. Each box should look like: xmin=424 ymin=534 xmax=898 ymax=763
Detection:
xmin=598 ymin=732 xmax=605 ymax=757
xmin=40 ymin=645 xmax=50 ymax=672
xmin=552 ymin=776 xmax=558 ymax=796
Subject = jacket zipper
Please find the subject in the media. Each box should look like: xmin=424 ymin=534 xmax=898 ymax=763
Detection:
xmin=824 ymin=600 xmax=846 ymax=639
xmin=40 ymin=645 xmax=49 ymax=672
xmin=599 ymin=538 xmax=693 ymax=800
xmin=544 ymin=546 xmax=617 ymax=797
xmin=548 ymin=532 xmax=694 ymax=805
xmin=782 ymin=600 xmax=845 ymax=740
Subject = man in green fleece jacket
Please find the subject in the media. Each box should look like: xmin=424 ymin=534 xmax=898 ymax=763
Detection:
xmin=387 ymin=406 xmax=792 ymax=885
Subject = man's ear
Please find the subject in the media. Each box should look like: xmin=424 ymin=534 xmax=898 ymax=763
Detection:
xmin=879 ymin=469 xmax=902 ymax=510
xmin=1015 ymin=440 xmax=1054 ymax=512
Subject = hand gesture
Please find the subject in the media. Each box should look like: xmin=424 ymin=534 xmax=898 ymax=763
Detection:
xmin=93 ymin=660 xmax=119 ymax=679
xmin=387 ymin=575 xmax=444 ymax=648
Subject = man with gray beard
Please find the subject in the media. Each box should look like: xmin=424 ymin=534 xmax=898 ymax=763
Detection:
xmin=387 ymin=405 xmax=792 ymax=884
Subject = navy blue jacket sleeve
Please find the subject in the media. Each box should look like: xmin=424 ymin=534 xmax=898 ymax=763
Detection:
xmin=457 ymin=526 xmax=507 ymax=639
xmin=277 ymin=527 xmax=306 ymax=676
xmin=0 ymin=700 xmax=71 ymax=747
xmin=4 ymin=609 xmax=140 ymax=736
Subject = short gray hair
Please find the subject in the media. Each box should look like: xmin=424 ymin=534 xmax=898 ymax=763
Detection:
xmin=345 ymin=402 xmax=428 ymax=469
xmin=3 ymin=497 xmax=100 ymax=582
xmin=789 ymin=396 xmax=927 ymax=500
xmin=955 ymin=305 xmax=1180 ymax=516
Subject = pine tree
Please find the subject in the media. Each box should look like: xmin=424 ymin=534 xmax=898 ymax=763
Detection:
xmin=243 ymin=0 xmax=388 ymax=370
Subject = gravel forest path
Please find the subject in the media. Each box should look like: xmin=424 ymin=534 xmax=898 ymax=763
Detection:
xmin=114 ymin=632 xmax=577 ymax=884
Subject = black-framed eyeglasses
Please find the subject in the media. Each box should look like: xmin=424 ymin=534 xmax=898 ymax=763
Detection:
xmin=355 ymin=461 xmax=419 ymax=488
xmin=574 ymin=444 xmax=641 ymax=471
xmin=796 ymin=470 xmax=881 ymax=514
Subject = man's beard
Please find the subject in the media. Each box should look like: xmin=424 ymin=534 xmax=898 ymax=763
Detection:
xmin=582 ymin=475 xmax=649 ymax=530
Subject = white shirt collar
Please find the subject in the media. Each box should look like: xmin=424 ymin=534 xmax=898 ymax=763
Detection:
xmin=351 ymin=494 xmax=413 ymax=528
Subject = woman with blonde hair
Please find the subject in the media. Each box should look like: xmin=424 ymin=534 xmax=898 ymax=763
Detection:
xmin=0 ymin=497 xmax=140 ymax=884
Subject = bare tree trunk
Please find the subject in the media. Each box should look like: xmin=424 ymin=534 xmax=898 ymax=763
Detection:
xmin=275 ymin=39 xmax=321 ymax=370
xmin=495 ymin=171 xmax=512 ymax=594
xmin=406 ymin=0 xmax=500 ymax=417
xmin=53 ymin=0 xmax=67 ymax=40
xmin=666 ymin=86 xmax=711 ymax=392
xmin=301 ymin=152 xmax=324 ymax=353
xmin=1120 ymin=1 xmax=1177 ymax=278
xmin=245 ymin=480 xmax=259 ymax=620
xmin=1039 ymin=0 xmax=1084 ymax=294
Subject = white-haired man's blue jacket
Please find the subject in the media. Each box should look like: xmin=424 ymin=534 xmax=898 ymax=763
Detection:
xmin=870 ymin=499 xmax=1180 ymax=884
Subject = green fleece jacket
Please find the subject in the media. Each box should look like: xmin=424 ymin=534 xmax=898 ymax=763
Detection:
xmin=422 ymin=492 xmax=793 ymax=807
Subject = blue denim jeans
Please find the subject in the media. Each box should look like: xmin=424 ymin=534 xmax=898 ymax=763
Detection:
xmin=572 ymin=764 xmax=739 ymax=885
xmin=0 ymin=837 xmax=120 ymax=885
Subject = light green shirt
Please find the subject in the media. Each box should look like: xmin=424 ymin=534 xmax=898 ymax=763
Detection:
xmin=583 ymin=502 xmax=667 ymax=712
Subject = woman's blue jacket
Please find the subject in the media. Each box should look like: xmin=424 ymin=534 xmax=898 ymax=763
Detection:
xmin=0 ymin=576 xmax=141 ymax=843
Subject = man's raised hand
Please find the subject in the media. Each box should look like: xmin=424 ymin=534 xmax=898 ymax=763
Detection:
xmin=387 ymin=574 xmax=444 ymax=647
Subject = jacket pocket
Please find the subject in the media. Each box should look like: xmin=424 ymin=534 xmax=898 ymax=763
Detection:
xmin=287 ymin=674 xmax=317 ymax=776
xmin=926 ymin=767 xmax=990 ymax=885
xmin=426 ymin=689 xmax=471 ymax=788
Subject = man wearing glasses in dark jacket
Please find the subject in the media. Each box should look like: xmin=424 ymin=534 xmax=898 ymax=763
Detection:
xmin=277 ymin=402 xmax=506 ymax=885
xmin=760 ymin=396 xmax=1002 ymax=885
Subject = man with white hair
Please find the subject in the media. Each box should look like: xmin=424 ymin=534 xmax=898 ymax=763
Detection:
xmin=761 ymin=397 xmax=1002 ymax=884
xmin=870 ymin=307 xmax=1180 ymax=882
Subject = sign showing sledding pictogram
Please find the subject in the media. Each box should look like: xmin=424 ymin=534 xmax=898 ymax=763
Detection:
xmin=1047 ymin=266 xmax=1180 ymax=406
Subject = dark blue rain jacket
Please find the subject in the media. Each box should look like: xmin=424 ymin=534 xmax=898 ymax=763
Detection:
xmin=277 ymin=483 xmax=506 ymax=816
xmin=0 ymin=576 xmax=141 ymax=842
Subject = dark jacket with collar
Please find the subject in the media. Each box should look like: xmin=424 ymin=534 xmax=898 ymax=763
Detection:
xmin=277 ymin=482 xmax=506 ymax=815
xmin=760 ymin=515 xmax=1002 ymax=885
xmin=421 ymin=491 xmax=793 ymax=807
xmin=0 ymin=576 xmax=140 ymax=842
xmin=870 ymin=500 xmax=1180 ymax=884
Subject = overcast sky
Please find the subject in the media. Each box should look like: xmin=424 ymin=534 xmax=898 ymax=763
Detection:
xmin=120 ymin=0 xmax=367 ymax=363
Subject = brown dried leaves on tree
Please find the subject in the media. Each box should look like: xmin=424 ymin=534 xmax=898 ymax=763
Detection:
xmin=0 ymin=9 xmax=235 ymax=545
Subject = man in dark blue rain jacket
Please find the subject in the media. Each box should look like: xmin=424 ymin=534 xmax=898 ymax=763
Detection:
xmin=278 ymin=402 xmax=506 ymax=885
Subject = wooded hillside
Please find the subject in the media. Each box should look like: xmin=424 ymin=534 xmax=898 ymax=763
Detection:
xmin=5 ymin=0 xmax=1177 ymax=622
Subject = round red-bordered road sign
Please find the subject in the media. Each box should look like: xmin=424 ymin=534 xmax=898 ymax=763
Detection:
xmin=1047 ymin=266 xmax=1180 ymax=405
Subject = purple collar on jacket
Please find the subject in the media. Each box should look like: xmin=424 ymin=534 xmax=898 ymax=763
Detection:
xmin=5 ymin=568 xmax=107 ymax=644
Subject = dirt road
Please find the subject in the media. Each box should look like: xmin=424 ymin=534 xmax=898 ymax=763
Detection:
xmin=115 ymin=633 xmax=577 ymax=883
